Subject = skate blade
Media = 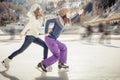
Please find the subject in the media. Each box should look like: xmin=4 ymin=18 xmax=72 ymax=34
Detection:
xmin=35 ymin=66 xmax=52 ymax=72
xmin=58 ymin=68 xmax=69 ymax=72
xmin=47 ymin=66 xmax=52 ymax=72
xmin=35 ymin=66 xmax=44 ymax=72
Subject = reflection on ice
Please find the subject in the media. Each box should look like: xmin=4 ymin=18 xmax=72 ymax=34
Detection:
xmin=35 ymin=71 xmax=68 ymax=80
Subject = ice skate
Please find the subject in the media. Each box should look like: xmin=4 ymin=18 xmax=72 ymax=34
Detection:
xmin=58 ymin=63 xmax=69 ymax=71
xmin=1 ymin=58 xmax=11 ymax=70
xmin=36 ymin=62 xmax=47 ymax=72
xmin=36 ymin=65 xmax=52 ymax=72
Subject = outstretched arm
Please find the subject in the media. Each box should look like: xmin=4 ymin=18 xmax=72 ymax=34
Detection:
xmin=71 ymin=9 xmax=84 ymax=23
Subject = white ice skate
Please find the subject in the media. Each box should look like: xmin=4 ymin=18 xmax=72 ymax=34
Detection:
xmin=1 ymin=58 xmax=11 ymax=70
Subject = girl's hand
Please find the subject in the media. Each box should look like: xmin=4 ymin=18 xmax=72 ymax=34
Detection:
xmin=20 ymin=33 xmax=24 ymax=39
xmin=48 ymin=28 xmax=53 ymax=33
xmin=45 ymin=33 xmax=50 ymax=37
xmin=78 ymin=9 xmax=84 ymax=15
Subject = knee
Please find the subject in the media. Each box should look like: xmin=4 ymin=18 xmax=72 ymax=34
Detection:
xmin=54 ymin=53 xmax=60 ymax=59
xmin=17 ymin=48 xmax=24 ymax=53
xmin=62 ymin=45 xmax=67 ymax=51
xmin=42 ymin=44 xmax=48 ymax=49
xmin=44 ymin=45 xmax=48 ymax=49
xmin=52 ymin=50 xmax=60 ymax=59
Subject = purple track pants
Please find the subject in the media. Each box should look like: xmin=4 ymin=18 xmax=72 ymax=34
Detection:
xmin=43 ymin=36 xmax=67 ymax=68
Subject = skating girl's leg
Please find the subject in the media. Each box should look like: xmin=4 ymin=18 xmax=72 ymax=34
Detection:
xmin=43 ymin=37 xmax=60 ymax=68
xmin=56 ymin=41 xmax=67 ymax=64
xmin=2 ymin=36 xmax=34 ymax=70
xmin=33 ymin=38 xmax=48 ymax=59
xmin=56 ymin=40 xmax=69 ymax=69
xmin=37 ymin=37 xmax=68 ymax=72
xmin=8 ymin=36 xmax=34 ymax=59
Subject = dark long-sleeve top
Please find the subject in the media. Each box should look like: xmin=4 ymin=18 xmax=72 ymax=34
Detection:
xmin=45 ymin=14 xmax=80 ymax=39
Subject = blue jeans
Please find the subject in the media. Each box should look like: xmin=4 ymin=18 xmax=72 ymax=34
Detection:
xmin=8 ymin=35 xmax=48 ymax=59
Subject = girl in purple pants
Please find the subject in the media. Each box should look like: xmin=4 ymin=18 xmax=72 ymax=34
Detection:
xmin=37 ymin=4 xmax=84 ymax=72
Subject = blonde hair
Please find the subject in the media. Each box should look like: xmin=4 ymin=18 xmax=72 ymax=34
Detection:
xmin=62 ymin=15 xmax=71 ymax=25
xmin=34 ymin=7 xmax=43 ymax=19
xmin=58 ymin=8 xmax=70 ymax=17
xmin=58 ymin=8 xmax=72 ymax=25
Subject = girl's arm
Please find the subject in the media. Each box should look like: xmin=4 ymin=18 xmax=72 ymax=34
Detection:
xmin=71 ymin=9 xmax=84 ymax=23
xmin=45 ymin=18 xmax=56 ymax=34
xmin=20 ymin=21 xmax=31 ymax=35
xmin=20 ymin=12 xmax=33 ymax=36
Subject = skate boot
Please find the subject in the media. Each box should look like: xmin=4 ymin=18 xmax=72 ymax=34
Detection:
xmin=1 ymin=58 xmax=11 ymax=70
xmin=58 ymin=63 xmax=69 ymax=70
xmin=36 ymin=61 xmax=47 ymax=72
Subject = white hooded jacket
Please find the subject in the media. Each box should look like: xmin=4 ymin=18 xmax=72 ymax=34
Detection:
xmin=21 ymin=4 xmax=43 ymax=37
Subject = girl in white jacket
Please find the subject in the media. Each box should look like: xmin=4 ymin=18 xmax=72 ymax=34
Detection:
xmin=2 ymin=4 xmax=48 ymax=70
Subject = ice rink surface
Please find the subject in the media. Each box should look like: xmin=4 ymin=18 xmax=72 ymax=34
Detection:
xmin=0 ymin=35 xmax=120 ymax=80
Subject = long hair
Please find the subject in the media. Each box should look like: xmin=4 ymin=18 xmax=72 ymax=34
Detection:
xmin=34 ymin=7 xmax=43 ymax=19
xmin=62 ymin=15 xmax=71 ymax=25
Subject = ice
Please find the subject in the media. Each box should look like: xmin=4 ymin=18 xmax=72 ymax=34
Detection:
xmin=0 ymin=34 xmax=120 ymax=80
